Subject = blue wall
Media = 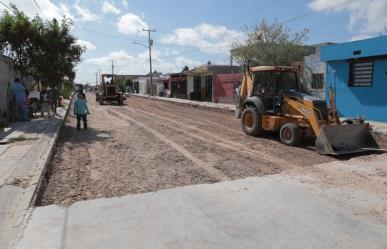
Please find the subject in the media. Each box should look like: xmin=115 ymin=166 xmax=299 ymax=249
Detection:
xmin=325 ymin=59 xmax=387 ymax=122
xmin=321 ymin=36 xmax=387 ymax=61
xmin=322 ymin=36 xmax=387 ymax=122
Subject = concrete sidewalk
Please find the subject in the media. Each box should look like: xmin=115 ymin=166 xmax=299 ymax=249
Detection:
xmin=10 ymin=156 xmax=387 ymax=249
xmin=132 ymin=94 xmax=236 ymax=112
xmin=0 ymin=100 xmax=71 ymax=249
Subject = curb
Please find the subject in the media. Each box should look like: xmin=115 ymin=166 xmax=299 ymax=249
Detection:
xmin=28 ymin=93 xmax=74 ymax=207
xmin=132 ymin=94 xmax=236 ymax=113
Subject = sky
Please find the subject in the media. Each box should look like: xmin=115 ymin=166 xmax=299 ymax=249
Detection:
xmin=1 ymin=0 xmax=387 ymax=84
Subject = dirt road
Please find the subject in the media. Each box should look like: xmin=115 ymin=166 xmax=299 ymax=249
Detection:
xmin=37 ymin=94 xmax=383 ymax=206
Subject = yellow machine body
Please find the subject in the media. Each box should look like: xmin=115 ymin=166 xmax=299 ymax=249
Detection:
xmin=236 ymin=65 xmax=381 ymax=155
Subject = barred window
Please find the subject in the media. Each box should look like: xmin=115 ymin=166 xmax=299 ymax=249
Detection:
xmin=349 ymin=61 xmax=374 ymax=87
xmin=311 ymin=73 xmax=324 ymax=89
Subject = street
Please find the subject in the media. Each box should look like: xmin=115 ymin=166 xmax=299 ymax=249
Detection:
xmin=37 ymin=94 xmax=386 ymax=207
xmin=5 ymin=94 xmax=387 ymax=249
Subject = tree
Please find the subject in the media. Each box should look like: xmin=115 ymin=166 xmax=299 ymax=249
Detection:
xmin=34 ymin=18 xmax=84 ymax=89
xmin=0 ymin=6 xmax=34 ymax=80
xmin=182 ymin=65 xmax=189 ymax=72
xmin=232 ymin=19 xmax=309 ymax=66
xmin=0 ymin=6 xmax=84 ymax=92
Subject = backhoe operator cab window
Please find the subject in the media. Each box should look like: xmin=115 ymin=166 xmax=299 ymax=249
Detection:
xmin=253 ymin=70 xmax=299 ymax=112
xmin=253 ymin=71 xmax=299 ymax=96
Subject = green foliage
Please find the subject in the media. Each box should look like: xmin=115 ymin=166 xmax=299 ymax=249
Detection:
xmin=61 ymin=80 xmax=74 ymax=99
xmin=0 ymin=6 xmax=85 ymax=90
xmin=232 ymin=19 xmax=309 ymax=66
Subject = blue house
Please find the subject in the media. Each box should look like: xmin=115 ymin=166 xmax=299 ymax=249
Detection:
xmin=320 ymin=35 xmax=387 ymax=122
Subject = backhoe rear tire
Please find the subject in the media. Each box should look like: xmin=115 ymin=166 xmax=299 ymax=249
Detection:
xmin=241 ymin=106 xmax=263 ymax=137
xmin=280 ymin=123 xmax=301 ymax=146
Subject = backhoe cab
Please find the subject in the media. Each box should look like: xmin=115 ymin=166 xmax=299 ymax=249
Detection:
xmin=236 ymin=65 xmax=380 ymax=155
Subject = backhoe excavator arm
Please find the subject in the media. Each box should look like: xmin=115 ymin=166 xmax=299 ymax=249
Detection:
xmin=239 ymin=70 xmax=253 ymax=100
xmin=284 ymin=97 xmax=321 ymax=136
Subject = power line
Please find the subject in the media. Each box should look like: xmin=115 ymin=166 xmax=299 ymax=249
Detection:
xmin=73 ymin=25 xmax=146 ymax=44
xmin=282 ymin=0 xmax=359 ymax=24
xmin=224 ymin=0 xmax=288 ymax=27
xmin=32 ymin=0 xmax=47 ymax=19
xmin=0 ymin=0 xmax=16 ymax=14
xmin=157 ymin=1 xmax=361 ymax=59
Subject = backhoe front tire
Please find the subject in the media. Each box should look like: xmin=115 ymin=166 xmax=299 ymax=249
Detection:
xmin=280 ymin=123 xmax=301 ymax=146
xmin=241 ymin=106 xmax=263 ymax=136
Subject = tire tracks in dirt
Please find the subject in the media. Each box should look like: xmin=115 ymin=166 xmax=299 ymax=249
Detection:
xmin=105 ymin=107 xmax=230 ymax=181
xmin=118 ymin=105 xmax=294 ymax=168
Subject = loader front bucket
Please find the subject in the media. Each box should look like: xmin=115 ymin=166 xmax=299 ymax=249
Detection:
xmin=315 ymin=123 xmax=381 ymax=155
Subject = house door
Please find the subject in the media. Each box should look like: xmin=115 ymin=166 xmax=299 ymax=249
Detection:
xmin=193 ymin=76 xmax=201 ymax=100
xmin=205 ymin=76 xmax=212 ymax=102
xmin=134 ymin=82 xmax=139 ymax=93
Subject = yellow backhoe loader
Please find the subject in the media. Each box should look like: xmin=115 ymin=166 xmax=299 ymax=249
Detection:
xmin=235 ymin=64 xmax=381 ymax=155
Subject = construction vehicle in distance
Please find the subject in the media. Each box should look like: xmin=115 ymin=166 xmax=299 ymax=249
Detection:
xmin=98 ymin=74 xmax=124 ymax=105
xmin=235 ymin=64 xmax=381 ymax=155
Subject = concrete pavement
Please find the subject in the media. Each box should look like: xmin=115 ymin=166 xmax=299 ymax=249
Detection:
xmin=0 ymin=100 xmax=70 ymax=249
xmin=10 ymin=160 xmax=387 ymax=249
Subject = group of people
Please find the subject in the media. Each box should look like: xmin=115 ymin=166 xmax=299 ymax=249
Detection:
xmin=11 ymin=78 xmax=59 ymax=122
xmin=11 ymin=77 xmax=90 ymax=131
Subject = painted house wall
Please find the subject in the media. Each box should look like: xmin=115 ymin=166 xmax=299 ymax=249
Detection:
xmin=321 ymin=36 xmax=387 ymax=61
xmin=213 ymin=73 xmax=243 ymax=104
xmin=322 ymin=36 xmax=387 ymax=122
xmin=325 ymin=59 xmax=387 ymax=122
xmin=304 ymin=54 xmax=326 ymax=99
xmin=0 ymin=55 xmax=14 ymax=123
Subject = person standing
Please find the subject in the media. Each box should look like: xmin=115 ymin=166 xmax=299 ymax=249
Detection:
xmin=74 ymin=93 xmax=90 ymax=131
xmin=51 ymin=87 xmax=59 ymax=115
xmin=40 ymin=89 xmax=53 ymax=118
xmin=11 ymin=78 xmax=29 ymax=121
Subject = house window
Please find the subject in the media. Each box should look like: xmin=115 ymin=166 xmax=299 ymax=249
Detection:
xmin=349 ymin=61 xmax=374 ymax=87
xmin=311 ymin=73 xmax=324 ymax=89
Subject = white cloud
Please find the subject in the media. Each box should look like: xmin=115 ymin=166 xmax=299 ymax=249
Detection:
xmin=74 ymin=3 xmax=99 ymax=22
xmin=77 ymin=40 xmax=97 ymax=51
xmin=0 ymin=0 xmax=74 ymax=21
xmin=350 ymin=34 xmax=373 ymax=41
xmin=309 ymin=0 xmax=387 ymax=36
xmin=117 ymin=13 xmax=148 ymax=35
xmin=101 ymin=1 xmax=121 ymax=15
xmin=161 ymin=23 xmax=243 ymax=54
xmin=85 ymin=50 xmax=135 ymax=66
xmin=84 ymin=50 xmax=202 ymax=75
xmin=122 ymin=0 xmax=128 ymax=8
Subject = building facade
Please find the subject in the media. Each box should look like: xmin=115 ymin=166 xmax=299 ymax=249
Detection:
xmin=0 ymin=55 xmax=14 ymax=124
xmin=169 ymin=73 xmax=187 ymax=99
xmin=185 ymin=65 xmax=241 ymax=103
xmin=213 ymin=73 xmax=243 ymax=104
xmin=320 ymin=36 xmax=387 ymax=122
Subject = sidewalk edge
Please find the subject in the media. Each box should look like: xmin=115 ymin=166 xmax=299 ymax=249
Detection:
xmin=28 ymin=93 xmax=74 ymax=207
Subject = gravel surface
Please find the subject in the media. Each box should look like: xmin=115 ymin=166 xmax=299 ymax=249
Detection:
xmin=36 ymin=94 xmax=385 ymax=206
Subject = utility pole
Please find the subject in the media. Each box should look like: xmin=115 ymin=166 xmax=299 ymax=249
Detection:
xmin=95 ymin=72 xmax=98 ymax=86
xmin=143 ymin=28 xmax=156 ymax=96
xmin=98 ymin=69 xmax=101 ymax=85
xmin=111 ymin=60 xmax=114 ymax=75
